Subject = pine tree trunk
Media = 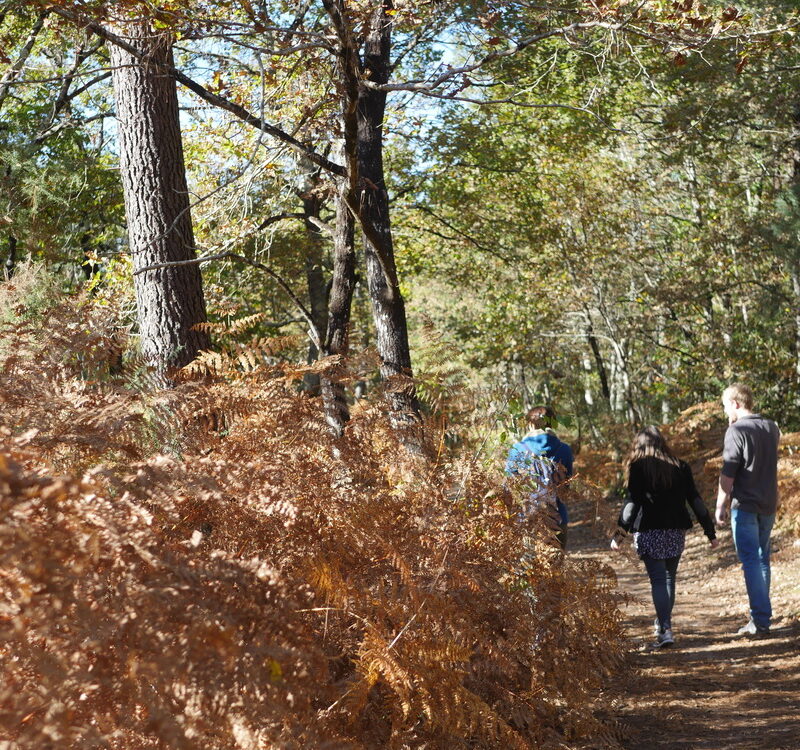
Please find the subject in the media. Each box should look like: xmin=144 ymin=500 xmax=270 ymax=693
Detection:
xmin=108 ymin=19 xmax=209 ymax=377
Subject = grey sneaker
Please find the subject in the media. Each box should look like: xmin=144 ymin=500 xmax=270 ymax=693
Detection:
xmin=653 ymin=618 xmax=661 ymax=637
xmin=655 ymin=628 xmax=674 ymax=648
xmin=736 ymin=619 xmax=769 ymax=637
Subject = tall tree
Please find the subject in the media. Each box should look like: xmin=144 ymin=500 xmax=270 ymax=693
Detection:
xmin=107 ymin=16 xmax=210 ymax=376
xmin=321 ymin=184 xmax=357 ymax=432
xmin=324 ymin=0 xmax=418 ymax=416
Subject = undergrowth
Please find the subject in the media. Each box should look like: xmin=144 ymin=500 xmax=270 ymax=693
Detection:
xmin=0 ymin=285 xmax=627 ymax=749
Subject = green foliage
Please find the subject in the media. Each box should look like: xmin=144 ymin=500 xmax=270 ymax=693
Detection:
xmin=390 ymin=2 xmax=800 ymax=430
xmin=0 ymin=260 xmax=65 ymax=327
xmin=0 ymin=10 xmax=124 ymax=268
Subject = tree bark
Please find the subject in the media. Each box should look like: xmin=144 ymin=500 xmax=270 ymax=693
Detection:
xmin=322 ymin=0 xmax=419 ymax=422
xmin=357 ymin=3 xmax=418 ymax=418
xmin=320 ymin=184 xmax=356 ymax=433
xmin=4 ymin=235 xmax=16 ymax=280
xmin=301 ymin=193 xmax=329 ymax=394
xmin=108 ymin=19 xmax=209 ymax=377
xmin=585 ymin=319 xmax=611 ymax=408
xmin=790 ymin=103 xmax=800 ymax=383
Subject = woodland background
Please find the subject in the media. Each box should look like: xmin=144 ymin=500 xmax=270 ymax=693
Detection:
xmin=2 ymin=1 xmax=800 ymax=748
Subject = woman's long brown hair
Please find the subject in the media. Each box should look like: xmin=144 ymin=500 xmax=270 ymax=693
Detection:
xmin=628 ymin=425 xmax=681 ymax=490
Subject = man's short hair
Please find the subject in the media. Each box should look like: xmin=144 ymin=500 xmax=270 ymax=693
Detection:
xmin=527 ymin=405 xmax=556 ymax=429
xmin=723 ymin=383 xmax=754 ymax=410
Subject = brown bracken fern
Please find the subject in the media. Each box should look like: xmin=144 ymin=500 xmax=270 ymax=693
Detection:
xmin=0 ymin=288 xmax=626 ymax=749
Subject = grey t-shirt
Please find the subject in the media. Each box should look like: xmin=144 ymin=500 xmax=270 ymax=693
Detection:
xmin=721 ymin=414 xmax=780 ymax=515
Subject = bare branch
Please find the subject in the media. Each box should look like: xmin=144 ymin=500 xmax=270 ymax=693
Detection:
xmin=256 ymin=211 xmax=307 ymax=231
xmin=363 ymin=21 xmax=624 ymax=94
xmin=408 ymin=203 xmax=513 ymax=263
xmin=288 ymin=0 xmax=314 ymax=33
xmin=34 ymin=110 xmax=113 ymax=144
xmin=416 ymin=89 xmax=621 ymax=130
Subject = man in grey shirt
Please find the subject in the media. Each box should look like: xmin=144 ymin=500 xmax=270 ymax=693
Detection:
xmin=715 ymin=383 xmax=780 ymax=636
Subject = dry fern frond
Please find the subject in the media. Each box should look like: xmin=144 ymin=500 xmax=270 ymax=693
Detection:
xmin=194 ymin=312 xmax=269 ymax=336
xmin=0 ymin=289 xmax=628 ymax=749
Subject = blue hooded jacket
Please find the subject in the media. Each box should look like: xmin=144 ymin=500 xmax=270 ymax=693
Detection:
xmin=506 ymin=431 xmax=574 ymax=477
xmin=505 ymin=430 xmax=574 ymax=524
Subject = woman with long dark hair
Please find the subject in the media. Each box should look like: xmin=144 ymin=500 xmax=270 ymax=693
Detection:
xmin=611 ymin=426 xmax=718 ymax=648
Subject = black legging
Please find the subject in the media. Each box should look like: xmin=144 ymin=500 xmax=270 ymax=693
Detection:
xmin=642 ymin=554 xmax=681 ymax=631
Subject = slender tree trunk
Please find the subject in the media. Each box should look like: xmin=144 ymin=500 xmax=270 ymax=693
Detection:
xmin=790 ymin=104 xmax=800 ymax=384
xmin=324 ymin=0 xmax=417 ymax=421
xmin=583 ymin=314 xmax=611 ymax=408
xmin=108 ymin=19 xmax=209 ymax=377
xmin=655 ymin=314 xmax=671 ymax=424
xmin=302 ymin=194 xmax=329 ymax=394
xmin=581 ymin=353 xmax=594 ymax=407
xmin=321 ymin=185 xmax=356 ymax=433
xmin=791 ymin=269 xmax=800 ymax=381
xmin=4 ymin=235 xmax=16 ymax=280
xmin=358 ymin=3 xmax=418 ymax=418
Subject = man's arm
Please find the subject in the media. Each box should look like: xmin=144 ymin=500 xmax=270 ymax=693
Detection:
xmin=717 ymin=425 xmax=743 ymax=526
xmin=716 ymin=474 xmax=734 ymax=525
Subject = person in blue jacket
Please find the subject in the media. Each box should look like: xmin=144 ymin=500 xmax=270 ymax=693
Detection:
xmin=505 ymin=405 xmax=574 ymax=549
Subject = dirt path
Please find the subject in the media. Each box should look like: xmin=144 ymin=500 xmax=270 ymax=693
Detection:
xmin=570 ymin=508 xmax=800 ymax=750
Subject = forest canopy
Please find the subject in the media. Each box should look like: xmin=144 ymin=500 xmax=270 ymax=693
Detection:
xmin=2 ymin=0 xmax=798 ymax=429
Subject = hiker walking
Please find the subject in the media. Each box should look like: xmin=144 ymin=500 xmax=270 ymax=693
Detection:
xmin=611 ymin=426 xmax=717 ymax=648
xmin=715 ymin=383 xmax=780 ymax=637
xmin=505 ymin=405 xmax=573 ymax=549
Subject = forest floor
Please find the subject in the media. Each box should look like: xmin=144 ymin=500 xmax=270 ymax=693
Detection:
xmin=569 ymin=416 xmax=800 ymax=749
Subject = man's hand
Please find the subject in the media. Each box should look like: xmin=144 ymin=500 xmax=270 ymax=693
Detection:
xmin=716 ymin=475 xmax=733 ymax=527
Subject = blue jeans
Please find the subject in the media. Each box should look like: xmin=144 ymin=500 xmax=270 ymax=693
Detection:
xmin=555 ymin=497 xmax=569 ymax=525
xmin=731 ymin=508 xmax=775 ymax=628
xmin=642 ymin=555 xmax=681 ymax=632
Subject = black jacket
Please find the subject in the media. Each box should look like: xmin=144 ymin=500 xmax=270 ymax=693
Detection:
xmin=618 ymin=457 xmax=716 ymax=540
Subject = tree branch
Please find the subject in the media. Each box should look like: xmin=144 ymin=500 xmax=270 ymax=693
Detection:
xmin=362 ymin=21 xmax=625 ymax=94
xmin=133 ymin=252 xmax=322 ymax=351
xmin=46 ymin=4 xmax=346 ymax=178
xmin=409 ymin=203 xmax=513 ymax=262
xmin=34 ymin=110 xmax=114 ymax=144
xmin=0 ymin=10 xmax=49 ymax=110
xmin=414 ymin=90 xmax=620 ymax=129
xmin=256 ymin=212 xmax=307 ymax=231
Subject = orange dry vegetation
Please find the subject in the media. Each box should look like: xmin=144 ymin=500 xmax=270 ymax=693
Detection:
xmin=0 ymin=293 xmax=626 ymax=749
